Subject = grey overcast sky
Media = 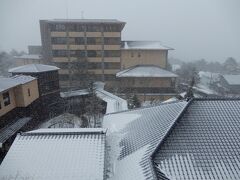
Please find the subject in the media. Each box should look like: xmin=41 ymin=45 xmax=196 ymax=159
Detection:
xmin=0 ymin=0 xmax=239 ymax=62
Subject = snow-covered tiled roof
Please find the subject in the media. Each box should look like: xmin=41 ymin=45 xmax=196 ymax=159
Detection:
xmin=0 ymin=77 xmax=20 ymax=93
xmin=15 ymin=54 xmax=42 ymax=60
xmin=8 ymin=64 xmax=59 ymax=73
xmin=154 ymin=99 xmax=240 ymax=180
xmin=116 ymin=65 xmax=178 ymax=78
xmin=0 ymin=128 xmax=106 ymax=180
xmin=103 ymin=101 xmax=188 ymax=179
xmin=122 ymin=41 xmax=174 ymax=50
xmin=222 ymin=74 xmax=240 ymax=85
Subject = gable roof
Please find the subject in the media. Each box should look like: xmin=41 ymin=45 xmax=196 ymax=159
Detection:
xmin=153 ymin=99 xmax=240 ymax=180
xmin=103 ymin=101 xmax=188 ymax=179
xmin=222 ymin=74 xmax=240 ymax=85
xmin=122 ymin=41 xmax=174 ymax=50
xmin=0 ymin=128 xmax=106 ymax=180
xmin=116 ymin=65 xmax=178 ymax=78
xmin=8 ymin=64 xmax=59 ymax=73
xmin=103 ymin=98 xmax=240 ymax=180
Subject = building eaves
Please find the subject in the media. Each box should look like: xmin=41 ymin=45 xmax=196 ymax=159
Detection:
xmin=116 ymin=65 xmax=178 ymax=78
xmin=0 ymin=117 xmax=31 ymax=147
xmin=8 ymin=64 xmax=60 ymax=73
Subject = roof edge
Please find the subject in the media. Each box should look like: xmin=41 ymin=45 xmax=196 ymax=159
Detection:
xmin=149 ymin=98 xmax=194 ymax=178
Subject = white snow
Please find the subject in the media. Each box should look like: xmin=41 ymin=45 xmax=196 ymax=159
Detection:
xmin=11 ymin=75 xmax=36 ymax=84
xmin=0 ymin=77 xmax=20 ymax=93
xmin=96 ymin=89 xmax=128 ymax=114
xmin=39 ymin=113 xmax=83 ymax=128
xmin=0 ymin=75 xmax=36 ymax=93
xmin=222 ymin=74 xmax=240 ymax=85
xmin=116 ymin=65 xmax=178 ymax=78
xmin=122 ymin=41 xmax=173 ymax=50
xmin=0 ymin=128 xmax=106 ymax=180
xmin=9 ymin=64 xmax=59 ymax=73
xmin=103 ymin=114 xmax=141 ymax=133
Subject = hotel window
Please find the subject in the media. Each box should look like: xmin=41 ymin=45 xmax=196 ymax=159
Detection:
xmin=28 ymin=88 xmax=31 ymax=97
xmin=87 ymin=37 xmax=102 ymax=45
xmin=104 ymin=37 xmax=120 ymax=45
xmin=3 ymin=92 xmax=10 ymax=106
xmin=138 ymin=52 xmax=141 ymax=57
xmin=131 ymin=52 xmax=134 ymax=57
xmin=104 ymin=50 xmax=120 ymax=57
xmin=55 ymin=24 xmax=66 ymax=31
xmin=87 ymin=25 xmax=101 ymax=32
xmin=87 ymin=50 xmax=102 ymax=57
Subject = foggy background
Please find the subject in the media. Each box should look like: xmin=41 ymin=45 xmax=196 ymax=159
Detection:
xmin=0 ymin=0 xmax=239 ymax=62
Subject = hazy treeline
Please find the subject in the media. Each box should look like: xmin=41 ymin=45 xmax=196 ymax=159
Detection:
xmin=0 ymin=50 xmax=26 ymax=76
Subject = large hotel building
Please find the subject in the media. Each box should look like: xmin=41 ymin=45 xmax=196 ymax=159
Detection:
xmin=40 ymin=19 xmax=125 ymax=90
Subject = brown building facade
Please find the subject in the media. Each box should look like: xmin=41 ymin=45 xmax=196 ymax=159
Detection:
xmin=40 ymin=19 xmax=126 ymax=90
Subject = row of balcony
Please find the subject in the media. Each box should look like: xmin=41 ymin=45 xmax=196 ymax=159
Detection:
xmin=52 ymin=45 xmax=120 ymax=50
xmin=52 ymin=57 xmax=121 ymax=63
xmin=51 ymin=32 xmax=121 ymax=38
xmin=58 ymin=69 xmax=119 ymax=75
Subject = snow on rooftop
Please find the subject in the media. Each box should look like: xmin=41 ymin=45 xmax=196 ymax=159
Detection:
xmin=0 ymin=128 xmax=106 ymax=180
xmin=222 ymin=74 xmax=240 ymax=85
xmin=122 ymin=41 xmax=173 ymax=50
xmin=0 ymin=77 xmax=20 ymax=93
xmin=0 ymin=75 xmax=36 ymax=93
xmin=103 ymin=101 xmax=188 ymax=179
xmin=15 ymin=54 xmax=42 ymax=60
xmin=11 ymin=75 xmax=36 ymax=84
xmin=45 ymin=19 xmax=125 ymax=24
xmin=116 ymin=65 xmax=178 ymax=78
xmin=8 ymin=64 xmax=59 ymax=73
xmin=61 ymin=87 xmax=128 ymax=114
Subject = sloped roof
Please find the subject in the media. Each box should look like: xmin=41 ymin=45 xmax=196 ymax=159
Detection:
xmin=11 ymin=75 xmax=36 ymax=84
xmin=8 ymin=64 xmax=59 ymax=73
xmin=222 ymin=74 xmax=240 ymax=85
xmin=0 ymin=128 xmax=106 ymax=180
xmin=103 ymin=98 xmax=240 ymax=180
xmin=122 ymin=41 xmax=174 ymax=50
xmin=0 ymin=77 xmax=20 ymax=93
xmin=0 ymin=75 xmax=36 ymax=93
xmin=116 ymin=65 xmax=178 ymax=78
xmin=15 ymin=54 xmax=42 ymax=60
xmin=103 ymin=101 xmax=188 ymax=179
xmin=0 ymin=117 xmax=31 ymax=146
xmin=153 ymin=99 xmax=240 ymax=180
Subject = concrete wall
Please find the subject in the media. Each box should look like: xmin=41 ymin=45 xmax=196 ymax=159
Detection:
xmin=121 ymin=50 xmax=167 ymax=69
xmin=0 ymin=89 xmax=17 ymax=117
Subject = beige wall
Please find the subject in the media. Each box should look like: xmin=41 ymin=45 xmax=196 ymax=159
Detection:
xmin=0 ymin=89 xmax=17 ymax=117
xmin=120 ymin=77 xmax=173 ymax=88
xmin=15 ymin=59 xmax=43 ymax=66
xmin=14 ymin=80 xmax=39 ymax=107
xmin=0 ymin=80 xmax=39 ymax=117
xmin=121 ymin=50 xmax=167 ymax=69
